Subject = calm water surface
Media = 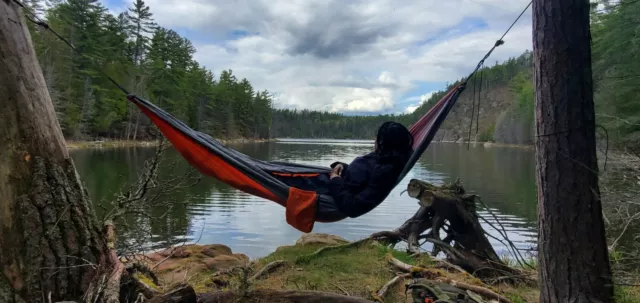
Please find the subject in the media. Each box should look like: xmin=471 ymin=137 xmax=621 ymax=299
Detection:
xmin=70 ymin=140 xmax=538 ymax=259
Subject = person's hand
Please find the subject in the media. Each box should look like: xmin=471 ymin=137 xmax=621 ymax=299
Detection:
xmin=330 ymin=164 xmax=343 ymax=179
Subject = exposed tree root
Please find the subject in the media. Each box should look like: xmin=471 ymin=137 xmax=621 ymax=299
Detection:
xmin=373 ymin=178 xmax=533 ymax=285
xmin=295 ymin=238 xmax=372 ymax=263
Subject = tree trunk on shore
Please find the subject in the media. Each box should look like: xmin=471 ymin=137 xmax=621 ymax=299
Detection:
xmin=0 ymin=1 xmax=111 ymax=302
xmin=371 ymin=179 xmax=527 ymax=283
xmin=533 ymin=0 xmax=614 ymax=302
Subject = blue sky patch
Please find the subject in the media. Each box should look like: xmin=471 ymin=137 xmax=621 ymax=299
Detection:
xmin=415 ymin=17 xmax=488 ymax=48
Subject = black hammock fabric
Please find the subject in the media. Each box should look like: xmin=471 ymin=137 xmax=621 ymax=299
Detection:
xmin=126 ymin=84 xmax=465 ymax=232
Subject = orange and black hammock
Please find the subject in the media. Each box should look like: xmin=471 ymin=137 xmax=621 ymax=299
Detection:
xmin=126 ymin=85 xmax=465 ymax=233
xmin=15 ymin=0 xmax=523 ymax=233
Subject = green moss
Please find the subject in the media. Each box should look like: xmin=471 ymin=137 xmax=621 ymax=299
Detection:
xmin=253 ymin=242 xmax=407 ymax=301
xmin=259 ymin=244 xmax=325 ymax=264
xmin=614 ymin=286 xmax=640 ymax=303
xmin=507 ymin=293 xmax=528 ymax=303
xmin=133 ymin=272 xmax=160 ymax=291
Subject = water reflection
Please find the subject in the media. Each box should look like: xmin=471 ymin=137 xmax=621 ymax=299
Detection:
xmin=70 ymin=140 xmax=538 ymax=259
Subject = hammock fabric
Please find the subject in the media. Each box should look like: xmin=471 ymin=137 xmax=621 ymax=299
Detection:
xmin=126 ymin=84 xmax=465 ymax=233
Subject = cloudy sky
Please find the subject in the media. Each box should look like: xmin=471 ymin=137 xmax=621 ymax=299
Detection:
xmin=106 ymin=0 xmax=534 ymax=115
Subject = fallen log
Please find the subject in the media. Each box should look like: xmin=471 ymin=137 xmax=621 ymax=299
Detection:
xmin=147 ymin=284 xmax=197 ymax=303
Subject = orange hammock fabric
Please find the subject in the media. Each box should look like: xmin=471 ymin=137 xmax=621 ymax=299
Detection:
xmin=127 ymin=84 xmax=465 ymax=233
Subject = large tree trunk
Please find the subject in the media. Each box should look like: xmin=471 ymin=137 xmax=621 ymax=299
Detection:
xmin=532 ymin=0 xmax=614 ymax=302
xmin=0 ymin=1 xmax=110 ymax=302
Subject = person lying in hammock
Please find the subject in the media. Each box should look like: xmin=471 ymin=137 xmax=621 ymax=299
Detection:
xmin=318 ymin=121 xmax=414 ymax=220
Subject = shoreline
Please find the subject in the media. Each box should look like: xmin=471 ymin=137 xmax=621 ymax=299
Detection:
xmin=65 ymin=137 xmax=537 ymax=150
xmin=65 ymin=138 xmax=274 ymax=149
xmin=436 ymin=140 xmax=534 ymax=149
xmin=129 ymin=233 xmax=543 ymax=302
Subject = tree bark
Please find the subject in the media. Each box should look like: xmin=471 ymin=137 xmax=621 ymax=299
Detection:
xmin=533 ymin=0 xmax=614 ymax=302
xmin=0 ymin=1 xmax=110 ymax=302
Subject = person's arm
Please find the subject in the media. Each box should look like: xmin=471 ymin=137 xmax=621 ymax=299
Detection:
xmin=328 ymin=166 xmax=395 ymax=218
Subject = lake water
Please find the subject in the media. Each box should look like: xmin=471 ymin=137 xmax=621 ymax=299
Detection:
xmin=70 ymin=140 xmax=538 ymax=259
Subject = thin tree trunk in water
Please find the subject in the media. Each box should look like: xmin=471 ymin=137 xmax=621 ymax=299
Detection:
xmin=532 ymin=0 xmax=614 ymax=302
xmin=0 ymin=1 xmax=110 ymax=302
xmin=126 ymin=104 xmax=132 ymax=140
xmin=133 ymin=112 xmax=140 ymax=140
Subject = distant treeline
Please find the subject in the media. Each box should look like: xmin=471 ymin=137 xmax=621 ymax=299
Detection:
xmin=28 ymin=0 xmax=639 ymax=148
xmin=28 ymin=0 xmax=272 ymax=140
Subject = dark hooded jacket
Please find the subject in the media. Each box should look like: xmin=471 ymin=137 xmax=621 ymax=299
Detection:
xmin=327 ymin=149 xmax=411 ymax=218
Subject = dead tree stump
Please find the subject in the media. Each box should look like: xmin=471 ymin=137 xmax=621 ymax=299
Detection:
xmin=372 ymin=179 xmax=525 ymax=282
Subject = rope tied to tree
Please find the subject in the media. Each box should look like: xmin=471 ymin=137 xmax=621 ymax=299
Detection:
xmin=464 ymin=1 xmax=532 ymax=149
xmin=12 ymin=0 xmax=132 ymax=96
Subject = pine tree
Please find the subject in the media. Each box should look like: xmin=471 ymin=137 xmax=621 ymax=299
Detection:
xmin=125 ymin=0 xmax=156 ymax=66
xmin=27 ymin=0 xmax=276 ymax=142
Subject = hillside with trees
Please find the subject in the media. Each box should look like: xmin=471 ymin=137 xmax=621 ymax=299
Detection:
xmin=269 ymin=51 xmax=536 ymax=145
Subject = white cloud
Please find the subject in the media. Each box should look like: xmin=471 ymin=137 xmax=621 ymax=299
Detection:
xmin=125 ymin=0 xmax=533 ymax=113
xmin=403 ymin=91 xmax=437 ymax=113
xmin=421 ymin=92 xmax=436 ymax=103
xmin=378 ymin=71 xmax=396 ymax=85
xmin=404 ymin=104 xmax=420 ymax=114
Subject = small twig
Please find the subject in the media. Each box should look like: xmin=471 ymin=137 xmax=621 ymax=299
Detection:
xmin=376 ymin=274 xmax=407 ymax=299
xmin=610 ymin=283 xmax=640 ymax=287
xmin=331 ymin=283 xmax=351 ymax=296
xmin=603 ymin=210 xmax=611 ymax=225
xmin=475 ymin=197 xmax=528 ymax=267
xmin=609 ymin=212 xmax=640 ymax=251
xmin=596 ymin=113 xmax=640 ymax=126
xmin=418 ymin=236 xmax=467 ymax=261
xmin=47 ymin=204 xmax=70 ymax=236
xmin=410 ymin=252 xmax=469 ymax=275
xmin=249 ymin=260 xmax=288 ymax=281
xmin=486 ymin=274 xmax=537 ymax=285
xmin=296 ymin=238 xmax=371 ymax=263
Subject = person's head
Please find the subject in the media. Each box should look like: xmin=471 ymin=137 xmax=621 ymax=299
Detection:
xmin=374 ymin=121 xmax=413 ymax=156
